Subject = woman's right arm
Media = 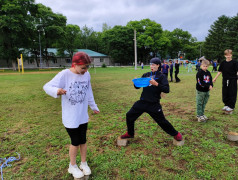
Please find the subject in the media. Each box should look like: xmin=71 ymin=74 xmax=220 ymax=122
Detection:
xmin=213 ymin=72 xmax=222 ymax=83
xmin=43 ymin=71 xmax=65 ymax=98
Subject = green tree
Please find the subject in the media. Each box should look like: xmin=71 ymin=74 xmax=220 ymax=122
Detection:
xmin=57 ymin=24 xmax=81 ymax=59
xmin=102 ymin=23 xmax=111 ymax=32
xmin=35 ymin=3 xmax=66 ymax=66
xmin=166 ymin=28 xmax=194 ymax=59
xmin=81 ymin=25 xmax=93 ymax=49
xmin=183 ymin=41 xmax=201 ymax=60
xmin=204 ymin=15 xmax=230 ymax=61
xmin=102 ymin=25 xmax=134 ymax=64
xmin=87 ymin=31 xmax=101 ymax=52
xmin=224 ymin=14 xmax=238 ymax=59
xmin=0 ymin=0 xmax=37 ymax=68
xmin=127 ymin=19 xmax=164 ymax=61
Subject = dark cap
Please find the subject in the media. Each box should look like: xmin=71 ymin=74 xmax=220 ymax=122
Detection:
xmin=150 ymin=57 xmax=161 ymax=65
xmin=72 ymin=52 xmax=91 ymax=65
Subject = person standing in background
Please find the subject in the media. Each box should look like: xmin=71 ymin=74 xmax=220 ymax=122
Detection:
xmin=175 ymin=60 xmax=181 ymax=82
xmin=169 ymin=60 xmax=173 ymax=82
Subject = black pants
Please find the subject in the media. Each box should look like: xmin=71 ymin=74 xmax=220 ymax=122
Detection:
xmin=222 ymin=79 xmax=237 ymax=109
xmin=212 ymin=66 xmax=217 ymax=72
xmin=170 ymin=71 xmax=173 ymax=82
xmin=175 ymin=71 xmax=180 ymax=82
xmin=126 ymin=100 xmax=178 ymax=136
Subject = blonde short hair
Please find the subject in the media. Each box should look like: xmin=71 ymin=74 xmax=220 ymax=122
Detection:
xmin=224 ymin=49 xmax=232 ymax=55
xmin=201 ymin=60 xmax=210 ymax=66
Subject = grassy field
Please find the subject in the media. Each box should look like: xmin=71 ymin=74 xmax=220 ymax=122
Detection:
xmin=0 ymin=66 xmax=237 ymax=180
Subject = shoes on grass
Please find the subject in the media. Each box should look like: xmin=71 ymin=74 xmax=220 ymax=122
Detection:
xmin=197 ymin=115 xmax=206 ymax=122
xmin=202 ymin=115 xmax=208 ymax=120
xmin=222 ymin=106 xmax=228 ymax=111
xmin=120 ymin=132 xmax=134 ymax=139
xmin=80 ymin=162 xmax=91 ymax=176
xmin=174 ymin=132 xmax=183 ymax=141
xmin=226 ymin=107 xmax=233 ymax=112
xmin=68 ymin=164 xmax=84 ymax=179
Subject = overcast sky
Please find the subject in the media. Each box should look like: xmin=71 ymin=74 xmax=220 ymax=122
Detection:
xmin=35 ymin=0 xmax=238 ymax=41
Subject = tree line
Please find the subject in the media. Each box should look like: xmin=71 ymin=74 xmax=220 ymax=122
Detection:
xmin=0 ymin=0 xmax=237 ymax=67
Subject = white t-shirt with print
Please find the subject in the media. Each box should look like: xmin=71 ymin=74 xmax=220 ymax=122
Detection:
xmin=43 ymin=69 xmax=99 ymax=128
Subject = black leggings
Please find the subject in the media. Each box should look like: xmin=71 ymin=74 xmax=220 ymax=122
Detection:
xmin=126 ymin=100 xmax=178 ymax=136
xmin=65 ymin=123 xmax=88 ymax=146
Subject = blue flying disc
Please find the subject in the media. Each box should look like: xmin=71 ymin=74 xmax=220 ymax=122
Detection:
xmin=132 ymin=77 xmax=151 ymax=87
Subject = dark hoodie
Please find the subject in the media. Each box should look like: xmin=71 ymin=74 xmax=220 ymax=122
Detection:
xmin=135 ymin=70 xmax=169 ymax=103
xmin=196 ymin=69 xmax=213 ymax=92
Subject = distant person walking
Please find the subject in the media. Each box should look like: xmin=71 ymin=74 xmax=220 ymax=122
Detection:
xmin=161 ymin=61 xmax=170 ymax=79
xmin=141 ymin=62 xmax=144 ymax=69
xmin=188 ymin=61 xmax=193 ymax=72
xmin=169 ymin=60 xmax=173 ymax=82
xmin=196 ymin=60 xmax=201 ymax=71
xmin=213 ymin=49 xmax=238 ymax=113
xmin=175 ymin=60 xmax=181 ymax=82
xmin=212 ymin=60 xmax=217 ymax=72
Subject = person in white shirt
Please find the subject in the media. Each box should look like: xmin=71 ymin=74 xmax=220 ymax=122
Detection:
xmin=43 ymin=52 xmax=100 ymax=179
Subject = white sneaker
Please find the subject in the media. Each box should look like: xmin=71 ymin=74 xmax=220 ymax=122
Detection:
xmin=226 ymin=107 xmax=233 ymax=112
xmin=197 ymin=115 xmax=206 ymax=122
xmin=202 ymin=115 xmax=208 ymax=120
xmin=68 ymin=164 xmax=84 ymax=179
xmin=222 ymin=106 xmax=228 ymax=111
xmin=80 ymin=162 xmax=91 ymax=175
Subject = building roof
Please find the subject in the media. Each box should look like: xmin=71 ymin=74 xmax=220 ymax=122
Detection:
xmin=47 ymin=48 xmax=107 ymax=57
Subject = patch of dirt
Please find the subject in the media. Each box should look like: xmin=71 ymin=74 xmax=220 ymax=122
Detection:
xmin=162 ymin=102 xmax=195 ymax=119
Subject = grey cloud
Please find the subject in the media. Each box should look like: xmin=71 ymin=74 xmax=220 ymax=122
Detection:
xmin=35 ymin=0 xmax=238 ymax=41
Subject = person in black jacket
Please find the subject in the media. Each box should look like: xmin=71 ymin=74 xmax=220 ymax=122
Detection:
xmin=196 ymin=59 xmax=213 ymax=122
xmin=213 ymin=49 xmax=238 ymax=113
xmin=169 ymin=60 xmax=173 ymax=82
xmin=175 ymin=60 xmax=181 ymax=82
xmin=121 ymin=57 xmax=183 ymax=141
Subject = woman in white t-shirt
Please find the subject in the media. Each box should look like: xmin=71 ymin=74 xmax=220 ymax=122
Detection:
xmin=43 ymin=52 xmax=100 ymax=179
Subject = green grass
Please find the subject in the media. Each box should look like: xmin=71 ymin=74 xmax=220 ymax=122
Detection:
xmin=0 ymin=66 xmax=237 ymax=180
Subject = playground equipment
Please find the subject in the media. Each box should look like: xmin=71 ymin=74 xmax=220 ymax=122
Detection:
xmin=17 ymin=54 xmax=24 ymax=74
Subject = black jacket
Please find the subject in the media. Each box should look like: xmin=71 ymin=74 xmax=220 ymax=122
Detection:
xmin=135 ymin=70 xmax=169 ymax=103
xmin=175 ymin=63 xmax=179 ymax=73
xmin=196 ymin=69 xmax=213 ymax=92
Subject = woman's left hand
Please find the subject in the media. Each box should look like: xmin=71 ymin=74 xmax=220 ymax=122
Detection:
xmin=93 ymin=110 xmax=100 ymax=114
xmin=150 ymin=79 xmax=159 ymax=86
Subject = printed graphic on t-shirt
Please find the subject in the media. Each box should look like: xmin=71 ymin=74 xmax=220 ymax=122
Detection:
xmin=203 ymin=75 xmax=210 ymax=83
xmin=69 ymin=81 xmax=88 ymax=105
xmin=198 ymin=75 xmax=210 ymax=86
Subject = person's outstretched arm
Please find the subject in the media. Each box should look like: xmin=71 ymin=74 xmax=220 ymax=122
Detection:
xmin=213 ymin=72 xmax=222 ymax=83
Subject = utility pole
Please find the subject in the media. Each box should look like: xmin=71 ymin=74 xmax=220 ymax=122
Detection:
xmin=38 ymin=30 xmax=42 ymax=68
xmin=200 ymin=44 xmax=201 ymax=57
xmin=134 ymin=29 xmax=137 ymax=70
xmin=38 ymin=18 xmax=43 ymax=68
